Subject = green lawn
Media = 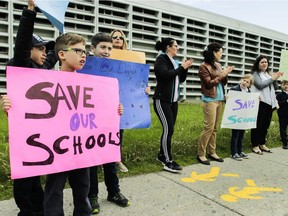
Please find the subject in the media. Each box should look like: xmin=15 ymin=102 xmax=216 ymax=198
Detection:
xmin=0 ymin=102 xmax=282 ymax=200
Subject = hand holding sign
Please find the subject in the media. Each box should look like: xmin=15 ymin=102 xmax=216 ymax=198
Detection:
xmin=0 ymin=95 xmax=11 ymax=113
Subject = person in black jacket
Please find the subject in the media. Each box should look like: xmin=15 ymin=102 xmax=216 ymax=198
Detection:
xmin=276 ymin=80 xmax=288 ymax=149
xmin=6 ymin=0 xmax=57 ymax=71
xmin=153 ymin=37 xmax=193 ymax=173
xmin=229 ymin=74 xmax=254 ymax=161
xmin=1 ymin=1 xmax=57 ymax=215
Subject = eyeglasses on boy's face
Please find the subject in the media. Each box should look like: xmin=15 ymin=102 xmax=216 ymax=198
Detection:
xmin=62 ymin=48 xmax=87 ymax=56
xmin=112 ymin=35 xmax=124 ymax=40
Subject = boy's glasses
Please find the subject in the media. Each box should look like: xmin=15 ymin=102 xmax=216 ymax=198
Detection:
xmin=62 ymin=48 xmax=87 ymax=56
xmin=112 ymin=36 xmax=124 ymax=40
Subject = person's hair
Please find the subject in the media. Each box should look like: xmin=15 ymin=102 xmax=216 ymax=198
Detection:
xmin=241 ymin=74 xmax=254 ymax=87
xmin=155 ymin=37 xmax=176 ymax=53
xmin=91 ymin=33 xmax=112 ymax=47
xmin=202 ymin=42 xmax=223 ymax=67
xmin=110 ymin=29 xmax=128 ymax=50
xmin=281 ymin=80 xmax=288 ymax=86
xmin=55 ymin=33 xmax=85 ymax=56
xmin=251 ymin=55 xmax=270 ymax=74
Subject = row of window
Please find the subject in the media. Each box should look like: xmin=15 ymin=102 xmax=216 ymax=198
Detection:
xmin=1 ymin=0 xmax=287 ymax=99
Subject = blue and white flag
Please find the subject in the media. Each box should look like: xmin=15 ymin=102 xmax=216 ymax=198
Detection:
xmin=35 ymin=0 xmax=69 ymax=33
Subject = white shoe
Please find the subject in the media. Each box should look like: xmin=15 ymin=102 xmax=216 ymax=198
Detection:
xmin=259 ymin=145 xmax=272 ymax=153
xmin=118 ymin=162 xmax=128 ymax=172
xmin=231 ymin=154 xmax=242 ymax=161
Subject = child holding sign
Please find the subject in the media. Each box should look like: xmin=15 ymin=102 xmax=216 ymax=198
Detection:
xmin=276 ymin=80 xmax=288 ymax=149
xmin=1 ymin=0 xmax=57 ymax=215
xmin=43 ymin=33 xmax=92 ymax=216
xmin=229 ymin=74 xmax=254 ymax=161
xmin=88 ymin=32 xmax=130 ymax=214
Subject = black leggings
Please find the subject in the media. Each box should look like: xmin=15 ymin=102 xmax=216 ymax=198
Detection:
xmin=153 ymin=99 xmax=178 ymax=162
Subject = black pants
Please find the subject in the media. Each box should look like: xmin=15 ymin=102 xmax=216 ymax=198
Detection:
xmin=13 ymin=176 xmax=44 ymax=216
xmin=153 ymin=99 xmax=178 ymax=162
xmin=44 ymin=168 xmax=91 ymax=216
xmin=251 ymin=102 xmax=273 ymax=146
xmin=279 ymin=117 xmax=288 ymax=146
xmin=230 ymin=129 xmax=245 ymax=155
xmin=89 ymin=162 xmax=119 ymax=198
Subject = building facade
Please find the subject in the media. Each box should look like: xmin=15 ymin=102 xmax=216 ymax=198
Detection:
xmin=1 ymin=0 xmax=288 ymax=100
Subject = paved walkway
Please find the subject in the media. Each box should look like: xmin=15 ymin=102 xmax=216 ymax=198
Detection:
xmin=1 ymin=147 xmax=288 ymax=216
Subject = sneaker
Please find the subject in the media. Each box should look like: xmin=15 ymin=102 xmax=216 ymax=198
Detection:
xmin=89 ymin=197 xmax=100 ymax=214
xmin=156 ymin=153 xmax=166 ymax=165
xmin=163 ymin=161 xmax=182 ymax=173
xmin=231 ymin=154 xmax=242 ymax=161
xmin=239 ymin=152 xmax=249 ymax=159
xmin=118 ymin=162 xmax=128 ymax=172
xmin=107 ymin=192 xmax=130 ymax=207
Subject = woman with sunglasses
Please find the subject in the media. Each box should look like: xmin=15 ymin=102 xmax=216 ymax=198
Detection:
xmin=110 ymin=29 xmax=128 ymax=50
xmin=109 ymin=29 xmax=129 ymax=173
xmin=110 ymin=29 xmax=150 ymax=173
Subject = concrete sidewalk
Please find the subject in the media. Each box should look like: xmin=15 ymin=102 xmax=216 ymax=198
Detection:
xmin=1 ymin=147 xmax=288 ymax=216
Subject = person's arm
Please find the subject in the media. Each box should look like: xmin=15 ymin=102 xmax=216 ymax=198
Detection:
xmin=276 ymin=92 xmax=288 ymax=107
xmin=179 ymin=58 xmax=193 ymax=82
xmin=218 ymin=64 xmax=234 ymax=86
xmin=154 ymin=55 xmax=187 ymax=81
xmin=252 ymin=73 xmax=272 ymax=90
xmin=13 ymin=1 xmax=36 ymax=67
xmin=253 ymin=72 xmax=282 ymax=90
xmin=198 ymin=64 xmax=221 ymax=89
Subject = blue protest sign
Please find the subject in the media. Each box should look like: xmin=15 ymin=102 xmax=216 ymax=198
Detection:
xmin=78 ymin=56 xmax=151 ymax=129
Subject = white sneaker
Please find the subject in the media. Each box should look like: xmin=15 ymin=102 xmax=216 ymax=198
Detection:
xmin=239 ymin=152 xmax=249 ymax=159
xmin=231 ymin=154 xmax=242 ymax=161
xmin=118 ymin=162 xmax=128 ymax=172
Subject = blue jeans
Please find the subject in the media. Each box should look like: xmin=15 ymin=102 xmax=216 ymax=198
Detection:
xmin=230 ymin=129 xmax=245 ymax=155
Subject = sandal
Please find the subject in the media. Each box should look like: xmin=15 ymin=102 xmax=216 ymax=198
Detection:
xmin=259 ymin=145 xmax=272 ymax=153
xmin=252 ymin=147 xmax=263 ymax=155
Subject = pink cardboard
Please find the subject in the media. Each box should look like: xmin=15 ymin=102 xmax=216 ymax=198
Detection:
xmin=6 ymin=66 xmax=120 ymax=179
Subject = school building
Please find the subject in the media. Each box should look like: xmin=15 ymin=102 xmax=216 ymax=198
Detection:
xmin=1 ymin=0 xmax=288 ymax=100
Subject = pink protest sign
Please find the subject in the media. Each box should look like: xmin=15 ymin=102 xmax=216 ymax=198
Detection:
xmin=6 ymin=66 xmax=120 ymax=179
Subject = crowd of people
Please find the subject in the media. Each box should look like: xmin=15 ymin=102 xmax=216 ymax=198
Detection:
xmin=0 ymin=1 xmax=287 ymax=215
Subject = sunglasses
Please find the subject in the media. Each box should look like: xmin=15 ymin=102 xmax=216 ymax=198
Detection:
xmin=62 ymin=48 xmax=87 ymax=56
xmin=112 ymin=36 xmax=124 ymax=40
